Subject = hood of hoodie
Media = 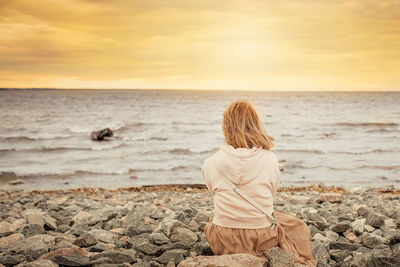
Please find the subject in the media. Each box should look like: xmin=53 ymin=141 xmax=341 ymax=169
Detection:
xmin=214 ymin=143 xmax=268 ymax=186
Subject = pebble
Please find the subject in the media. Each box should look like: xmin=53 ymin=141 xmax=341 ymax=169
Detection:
xmin=0 ymin=186 xmax=399 ymax=266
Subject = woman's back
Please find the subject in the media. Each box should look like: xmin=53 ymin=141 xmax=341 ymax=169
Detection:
xmin=202 ymin=143 xmax=280 ymax=229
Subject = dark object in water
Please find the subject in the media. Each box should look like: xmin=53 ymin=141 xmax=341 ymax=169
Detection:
xmin=91 ymin=128 xmax=113 ymax=141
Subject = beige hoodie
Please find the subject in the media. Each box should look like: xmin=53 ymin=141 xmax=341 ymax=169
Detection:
xmin=202 ymin=143 xmax=281 ymax=229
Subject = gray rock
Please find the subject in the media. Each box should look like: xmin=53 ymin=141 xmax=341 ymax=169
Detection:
xmin=161 ymin=241 xmax=191 ymax=251
xmin=149 ymin=232 xmax=171 ymax=245
xmin=329 ymin=249 xmax=351 ymax=262
xmin=306 ymin=213 xmax=329 ymax=231
xmin=329 ymin=241 xmax=361 ymax=251
xmin=88 ymin=229 xmax=117 ymax=244
xmin=350 ymin=218 xmax=365 ymax=235
xmin=9 ymin=234 xmax=56 ymax=260
xmin=90 ymin=249 xmax=138 ymax=264
xmin=267 ymin=247 xmax=295 ymax=267
xmin=124 ymin=205 xmax=154 ymax=235
xmin=156 ymin=249 xmax=189 ymax=264
xmin=25 ymin=259 xmax=59 ymax=267
xmin=73 ymin=233 xmax=98 ymax=247
xmin=38 ymin=247 xmax=90 ymax=266
xmin=132 ymin=239 xmax=163 ymax=256
xmin=360 ymin=232 xmax=390 ymax=248
xmin=331 ymin=221 xmax=350 ymax=233
xmin=312 ymin=241 xmax=330 ymax=264
xmin=0 ymin=252 xmax=26 ymax=266
xmin=366 ymin=212 xmax=385 ymax=228
xmin=169 ymin=227 xmax=198 ymax=244
xmin=356 ymin=206 xmax=369 ymax=217
xmin=324 ymin=231 xmax=339 ymax=242
xmin=21 ymin=223 xmax=45 ymax=237
xmin=42 ymin=215 xmax=58 ymax=230
xmin=153 ymin=218 xmax=186 ymax=238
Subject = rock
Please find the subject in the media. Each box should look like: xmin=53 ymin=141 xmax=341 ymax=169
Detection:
xmin=0 ymin=233 xmax=24 ymax=249
xmin=91 ymin=128 xmax=113 ymax=141
xmin=350 ymin=246 xmax=397 ymax=267
xmin=0 ymin=222 xmax=12 ymax=234
xmin=343 ymin=230 xmax=357 ymax=243
xmin=356 ymin=206 xmax=370 ymax=217
xmin=150 ymin=232 xmax=171 ymax=245
xmin=306 ymin=213 xmax=329 ymax=230
xmin=156 ymin=249 xmax=189 ymax=265
xmin=72 ymin=211 xmax=91 ymax=223
xmin=88 ymin=229 xmax=118 ymax=243
xmin=9 ymin=234 xmax=56 ymax=260
xmin=365 ymin=212 xmax=385 ymax=227
xmin=312 ymin=241 xmax=330 ymax=264
xmin=26 ymin=213 xmax=45 ymax=228
xmin=21 ymin=223 xmax=45 ymax=237
xmin=329 ymin=249 xmax=351 ymax=262
xmin=312 ymin=233 xmax=330 ymax=243
xmin=350 ymin=218 xmax=365 ymax=235
xmin=43 ymin=215 xmax=58 ymax=230
xmin=287 ymin=195 xmax=312 ymax=205
xmin=153 ymin=218 xmax=186 ymax=238
xmin=88 ymin=242 xmax=110 ymax=252
xmin=331 ymin=221 xmax=350 ymax=233
xmin=90 ymin=249 xmax=138 ymax=264
xmin=364 ymin=225 xmax=375 ymax=232
xmin=170 ymin=227 xmax=198 ymax=244
xmin=187 ymin=220 xmax=199 ymax=232
xmin=161 ymin=241 xmax=191 ymax=251
xmin=25 ymin=259 xmax=59 ymax=267
xmin=324 ymin=231 xmax=339 ymax=242
xmin=131 ymin=238 xmax=163 ymax=256
xmin=177 ymin=253 xmax=266 ymax=267
xmin=73 ymin=233 xmax=98 ymax=247
xmin=329 ymin=241 xmax=361 ymax=251
xmin=8 ymin=179 xmax=24 ymax=185
xmin=193 ymin=212 xmax=211 ymax=223
xmin=124 ymin=205 xmax=155 ymax=235
xmin=267 ymin=247 xmax=295 ymax=267
xmin=360 ymin=232 xmax=389 ymax=248
xmin=39 ymin=247 xmax=90 ymax=266
xmin=317 ymin=193 xmax=342 ymax=203
xmin=0 ymin=252 xmax=26 ymax=266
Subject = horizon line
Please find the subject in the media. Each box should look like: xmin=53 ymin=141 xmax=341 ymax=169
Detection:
xmin=1 ymin=87 xmax=399 ymax=93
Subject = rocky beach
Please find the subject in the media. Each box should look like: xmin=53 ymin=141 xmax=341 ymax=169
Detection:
xmin=1 ymin=184 xmax=400 ymax=267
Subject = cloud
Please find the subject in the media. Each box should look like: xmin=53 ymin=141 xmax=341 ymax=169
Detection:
xmin=0 ymin=0 xmax=399 ymax=90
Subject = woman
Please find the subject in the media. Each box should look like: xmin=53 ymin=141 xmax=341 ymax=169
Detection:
xmin=202 ymin=100 xmax=317 ymax=266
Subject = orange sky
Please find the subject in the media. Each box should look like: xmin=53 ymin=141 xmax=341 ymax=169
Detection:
xmin=1 ymin=0 xmax=399 ymax=91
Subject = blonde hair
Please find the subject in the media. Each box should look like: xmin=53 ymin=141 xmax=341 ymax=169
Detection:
xmin=222 ymin=100 xmax=275 ymax=150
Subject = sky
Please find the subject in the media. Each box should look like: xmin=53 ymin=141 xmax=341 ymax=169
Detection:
xmin=1 ymin=0 xmax=399 ymax=91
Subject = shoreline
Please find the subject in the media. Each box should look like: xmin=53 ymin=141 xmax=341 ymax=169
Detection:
xmin=1 ymin=183 xmax=400 ymax=195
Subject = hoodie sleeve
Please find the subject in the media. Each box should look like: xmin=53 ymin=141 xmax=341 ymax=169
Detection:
xmin=271 ymin=152 xmax=281 ymax=196
xmin=202 ymin=160 xmax=214 ymax=195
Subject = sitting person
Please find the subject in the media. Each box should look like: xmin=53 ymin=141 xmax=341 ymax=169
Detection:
xmin=202 ymin=100 xmax=317 ymax=267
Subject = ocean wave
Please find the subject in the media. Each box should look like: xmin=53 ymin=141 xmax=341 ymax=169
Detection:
xmin=274 ymin=149 xmax=326 ymax=154
xmin=0 ymin=135 xmax=72 ymax=142
xmin=0 ymin=143 xmax=124 ymax=153
xmin=334 ymin=122 xmax=398 ymax=127
xmin=169 ymin=148 xmax=193 ymax=154
xmin=332 ymin=149 xmax=394 ymax=155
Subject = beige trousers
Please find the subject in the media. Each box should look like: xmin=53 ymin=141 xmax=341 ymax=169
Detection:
xmin=204 ymin=210 xmax=317 ymax=267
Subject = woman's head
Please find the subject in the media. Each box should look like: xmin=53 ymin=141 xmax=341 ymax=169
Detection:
xmin=222 ymin=100 xmax=274 ymax=150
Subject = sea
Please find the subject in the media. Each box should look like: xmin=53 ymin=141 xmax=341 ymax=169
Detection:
xmin=0 ymin=89 xmax=399 ymax=190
